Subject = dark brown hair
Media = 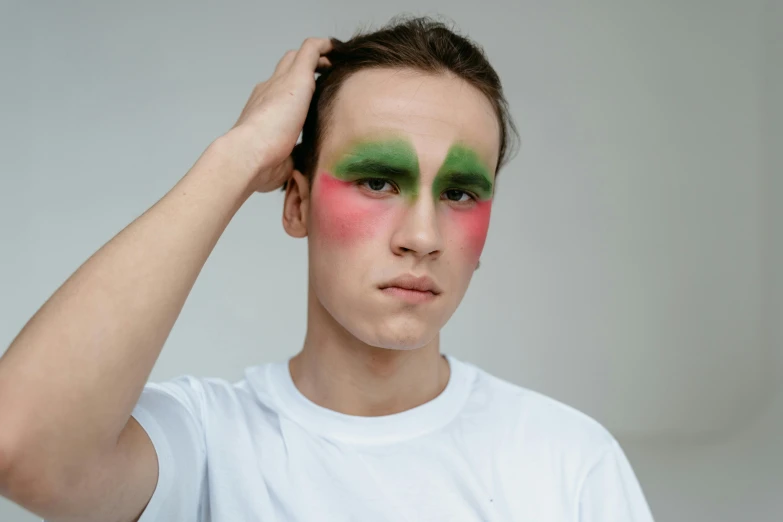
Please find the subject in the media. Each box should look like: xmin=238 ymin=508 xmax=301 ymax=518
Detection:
xmin=289 ymin=15 xmax=518 ymax=187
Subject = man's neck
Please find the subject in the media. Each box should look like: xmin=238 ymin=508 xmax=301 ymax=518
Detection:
xmin=289 ymin=293 xmax=450 ymax=417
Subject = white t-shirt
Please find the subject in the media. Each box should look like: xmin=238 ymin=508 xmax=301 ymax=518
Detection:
xmin=129 ymin=354 xmax=655 ymax=521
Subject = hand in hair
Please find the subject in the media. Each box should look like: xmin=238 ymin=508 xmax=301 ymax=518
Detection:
xmin=225 ymin=37 xmax=333 ymax=194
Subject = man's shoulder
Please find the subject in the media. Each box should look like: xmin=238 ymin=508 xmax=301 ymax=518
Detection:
xmin=141 ymin=367 xmax=266 ymax=413
xmin=464 ymin=360 xmax=616 ymax=456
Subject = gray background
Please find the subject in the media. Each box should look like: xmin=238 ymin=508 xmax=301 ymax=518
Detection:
xmin=0 ymin=1 xmax=780 ymax=520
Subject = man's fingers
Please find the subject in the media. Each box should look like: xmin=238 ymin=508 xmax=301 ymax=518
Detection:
xmin=274 ymin=50 xmax=298 ymax=74
xmin=291 ymin=37 xmax=334 ymax=74
xmin=269 ymin=155 xmax=295 ymax=190
xmin=315 ymin=56 xmax=332 ymax=72
xmin=273 ymin=39 xmax=332 ymax=80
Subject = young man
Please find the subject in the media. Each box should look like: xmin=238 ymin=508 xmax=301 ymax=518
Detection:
xmin=0 ymin=17 xmax=654 ymax=522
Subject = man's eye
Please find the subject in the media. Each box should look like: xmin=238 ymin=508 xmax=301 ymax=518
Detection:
xmin=359 ymin=178 xmax=396 ymax=193
xmin=443 ymin=189 xmax=475 ymax=203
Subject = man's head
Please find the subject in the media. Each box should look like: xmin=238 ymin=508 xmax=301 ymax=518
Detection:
xmin=283 ymin=16 xmax=518 ymax=351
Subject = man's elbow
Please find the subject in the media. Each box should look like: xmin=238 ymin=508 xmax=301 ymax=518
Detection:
xmin=0 ymin=434 xmax=63 ymax=516
xmin=0 ymin=438 xmax=13 ymax=497
xmin=0 ymin=427 xmax=24 ymax=498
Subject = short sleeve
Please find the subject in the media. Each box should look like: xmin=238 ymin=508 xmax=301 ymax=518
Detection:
xmin=130 ymin=376 xmax=208 ymax=522
xmin=577 ymin=438 xmax=655 ymax=522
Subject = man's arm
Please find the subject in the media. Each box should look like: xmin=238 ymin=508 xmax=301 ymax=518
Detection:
xmin=0 ymin=137 xmax=252 ymax=521
xmin=0 ymin=37 xmax=333 ymax=522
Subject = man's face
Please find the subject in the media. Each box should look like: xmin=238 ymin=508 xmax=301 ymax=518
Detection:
xmin=303 ymin=67 xmax=500 ymax=350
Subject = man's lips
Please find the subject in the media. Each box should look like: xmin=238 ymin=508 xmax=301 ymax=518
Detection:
xmin=378 ymin=274 xmax=441 ymax=304
xmin=378 ymin=274 xmax=442 ymax=294
xmin=380 ymin=286 xmax=438 ymax=304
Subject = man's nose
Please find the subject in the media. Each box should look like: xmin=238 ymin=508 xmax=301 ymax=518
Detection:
xmin=390 ymin=196 xmax=443 ymax=259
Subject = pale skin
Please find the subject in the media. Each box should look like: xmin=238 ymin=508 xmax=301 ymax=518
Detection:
xmin=0 ymin=36 xmax=500 ymax=522
xmin=284 ymin=69 xmax=500 ymax=416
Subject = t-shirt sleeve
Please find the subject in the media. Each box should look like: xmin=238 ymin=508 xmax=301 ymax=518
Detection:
xmin=130 ymin=375 xmax=208 ymax=522
xmin=577 ymin=438 xmax=655 ymax=522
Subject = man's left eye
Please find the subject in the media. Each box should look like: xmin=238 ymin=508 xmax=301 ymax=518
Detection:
xmin=443 ymin=189 xmax=473 ymax=202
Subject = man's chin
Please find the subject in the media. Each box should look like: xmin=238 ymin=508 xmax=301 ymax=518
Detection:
xmin=326 ymin=298 xmax=444 ymax=350
xmin=370 ymin=340 xmax=430 ymax=351
xmin=360 ymin=320 xmax=439 ymax=351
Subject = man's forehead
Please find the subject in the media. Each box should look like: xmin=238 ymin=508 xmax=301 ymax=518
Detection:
xmin=321 ymin=68 xmax=500 ymax=173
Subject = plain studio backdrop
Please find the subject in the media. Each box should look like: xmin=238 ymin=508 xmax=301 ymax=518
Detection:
xmin=0 ymin=1 xmax=780 ymax=521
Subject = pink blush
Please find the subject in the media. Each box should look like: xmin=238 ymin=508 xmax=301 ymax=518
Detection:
xmin=448 ymin=200 xmax=492 ymax=261
xmin=313 ymin=171 xmax=391 ymax=245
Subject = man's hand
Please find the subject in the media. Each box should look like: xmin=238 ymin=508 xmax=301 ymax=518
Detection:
xmin=224 ymin=37 xmax=333 ymax=194
xmin=0 ymin=36 xmax=334 ymax=522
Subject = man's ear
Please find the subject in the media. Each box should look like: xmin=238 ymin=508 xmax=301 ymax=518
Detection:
xmin=282 ymin=169 xmax=311 ymax=238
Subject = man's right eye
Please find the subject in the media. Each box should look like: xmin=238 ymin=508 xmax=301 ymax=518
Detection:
xmin=358 ymin=178 xmax=397 ymax=193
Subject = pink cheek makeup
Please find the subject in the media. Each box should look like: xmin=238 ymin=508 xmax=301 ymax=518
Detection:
xmin=314 ymin=138 xmax=495 ymax=265
xmin=313 ymin=171 xmax=395 ymax=246
xmin=446 ymin=200 xmax=493 ymax=262
xmin=430 ymin=143 xmax=495 ymax=263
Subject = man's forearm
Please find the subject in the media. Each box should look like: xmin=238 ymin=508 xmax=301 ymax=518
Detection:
xmin=0 ymin=134 xmax=254 ymax=479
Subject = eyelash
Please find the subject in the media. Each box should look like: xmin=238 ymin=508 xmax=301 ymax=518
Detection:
xmin=442 ymin=189 xmax=477 ymax=203
xmin=357 ymin=178 xmax=398 ymax=194
xmin=356 ymin=178 xmax=478 ymax=204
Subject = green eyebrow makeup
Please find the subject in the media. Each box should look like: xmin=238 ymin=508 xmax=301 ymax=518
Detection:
xmin=431 ymin=144 xmax=494 ymax=201
xmin=328 ymin=137 xmax=493 ymax=202
xmin=331 ymin=138 xmax=420 ymax=200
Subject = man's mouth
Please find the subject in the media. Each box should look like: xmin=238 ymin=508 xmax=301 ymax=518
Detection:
xmin=380 ymin=286 xmax=438 ymax=303
xmin=378 ymin=274 xmax=441 ymax=304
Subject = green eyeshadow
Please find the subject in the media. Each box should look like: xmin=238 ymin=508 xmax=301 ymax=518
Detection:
xmin=329 ymin=138 xmax=493 ymax=203
xmin=330 ymin=138 xmax=420 ymax=199
xmin=431 ymin=144 xmax=494 ymax=201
